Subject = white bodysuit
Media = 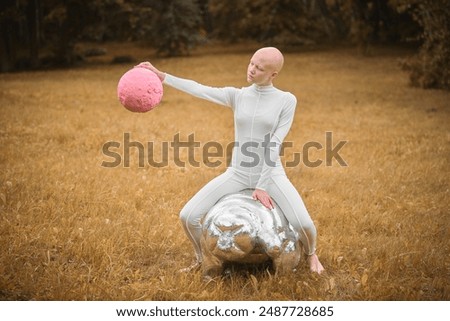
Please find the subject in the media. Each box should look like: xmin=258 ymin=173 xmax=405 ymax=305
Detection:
xmin=163 ymin=74 xmax=317 ymax=260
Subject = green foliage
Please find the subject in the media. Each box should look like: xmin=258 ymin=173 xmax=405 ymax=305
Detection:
xmin=393 ymin=0 xmax=450 ymax=90
xmin=209 ymin=0 xmax=335 ymax=45
xmin=1 ymin=0 xmax=448 ymax=91
xmin=208 ymin=0 xmax=421 ymax=50
xmin=143 ymin=0 xmax=203 ymax=57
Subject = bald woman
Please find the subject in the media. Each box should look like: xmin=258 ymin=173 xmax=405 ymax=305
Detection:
xmin=137 ymin=47 xmax=324 ymax=274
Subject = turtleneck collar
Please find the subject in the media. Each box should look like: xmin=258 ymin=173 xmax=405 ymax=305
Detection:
xmin=251 ymin=83 xmax=276 ymax=92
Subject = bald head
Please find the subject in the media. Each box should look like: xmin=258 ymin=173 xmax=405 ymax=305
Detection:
xmin=253 ymin=47 xmax=284 ymax=73
xmin=247 ymin=47 xmax=284 ymax=86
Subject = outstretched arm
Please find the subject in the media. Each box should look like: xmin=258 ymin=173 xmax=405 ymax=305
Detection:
xmin=135 ymin=61 xmax=237 ymax=109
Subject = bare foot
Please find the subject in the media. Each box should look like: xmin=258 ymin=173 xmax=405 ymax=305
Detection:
xmin=307 ymin=253 xmax=325 ymax=274
xmin=178 ymin=261 xmax=201 ymax=273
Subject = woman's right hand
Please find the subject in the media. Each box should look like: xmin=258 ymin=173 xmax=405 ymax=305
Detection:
xmin=135 ymin=62 xmax=166 ymax=82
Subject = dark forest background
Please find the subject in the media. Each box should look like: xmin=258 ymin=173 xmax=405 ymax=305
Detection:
xmin=0 ymin=0 xmax=448 ymax=90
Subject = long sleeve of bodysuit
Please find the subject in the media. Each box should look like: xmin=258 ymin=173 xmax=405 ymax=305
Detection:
xmin=163 ymin=73 xmax=238 ymax=110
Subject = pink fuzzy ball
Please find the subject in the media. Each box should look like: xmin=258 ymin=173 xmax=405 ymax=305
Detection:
xmin=117 ymin=67 xmax=163 ymax=112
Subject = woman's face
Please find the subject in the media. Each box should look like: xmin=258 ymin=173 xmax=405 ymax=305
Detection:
xmin=246 ymin=51 xmax=278 ymax=86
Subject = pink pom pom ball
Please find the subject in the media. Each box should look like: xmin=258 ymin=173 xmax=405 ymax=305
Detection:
xmin=117 ymin=67 xmax=163 ymax=112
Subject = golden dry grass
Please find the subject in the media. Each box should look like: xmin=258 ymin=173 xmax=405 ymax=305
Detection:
xmin=0 ymin=43 xmax=448 ymax=301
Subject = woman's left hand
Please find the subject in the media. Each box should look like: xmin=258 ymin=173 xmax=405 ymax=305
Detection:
xmin=252 ymin=189 xmax=274 ymax=209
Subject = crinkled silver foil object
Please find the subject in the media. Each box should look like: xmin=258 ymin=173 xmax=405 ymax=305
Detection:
xmin=201 ymin=189 xmax=301 ymax=278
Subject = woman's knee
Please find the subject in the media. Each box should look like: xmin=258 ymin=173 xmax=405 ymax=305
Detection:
xmin=288 ymin=215 xmax=316 ymax=235
xmin=179 ymin=203 xmax=203 ymax=228
xmin=305 ymin=220 xmax=317 ymax=236
xmin=179 ymin=205 xmax=191 ymax=223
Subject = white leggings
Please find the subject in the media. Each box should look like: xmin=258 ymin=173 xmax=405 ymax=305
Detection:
xmin=180 ymin=167 xmax=317 ymax=261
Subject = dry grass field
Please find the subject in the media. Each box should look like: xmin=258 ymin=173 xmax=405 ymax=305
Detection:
xmin=0 ymin=42 xmax=448 ymax=301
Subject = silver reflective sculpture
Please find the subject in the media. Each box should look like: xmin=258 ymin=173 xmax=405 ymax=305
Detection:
xmin=201 ymin=189 xmax=301 ymax=278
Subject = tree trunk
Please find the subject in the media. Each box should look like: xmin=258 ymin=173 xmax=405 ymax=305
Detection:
xmin=27 ymin=0 xmax=41 ymax=69
xmin=0 ymin=0 xmax=18 ymax=72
